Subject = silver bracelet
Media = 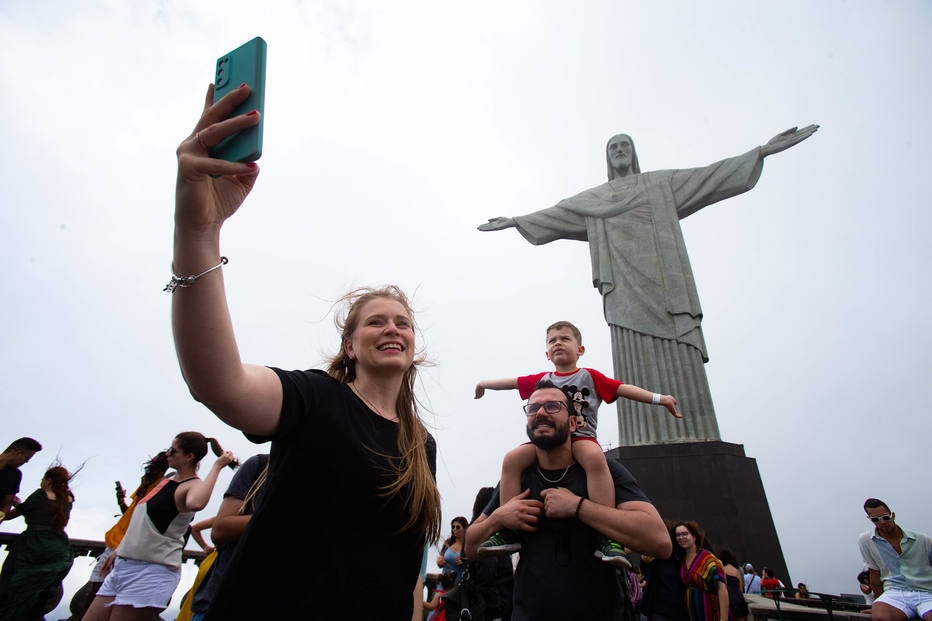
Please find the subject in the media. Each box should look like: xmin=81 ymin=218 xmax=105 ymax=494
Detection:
xmin=163 ymin=257 xmax=228 ymax=293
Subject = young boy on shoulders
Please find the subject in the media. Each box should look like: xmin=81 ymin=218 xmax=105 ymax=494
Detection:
xmin=474 ymin=320 xmax=681 ymax=567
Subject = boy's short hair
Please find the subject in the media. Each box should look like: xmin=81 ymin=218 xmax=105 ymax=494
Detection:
xmin=546 ymin=321 xmax=582 ymax=343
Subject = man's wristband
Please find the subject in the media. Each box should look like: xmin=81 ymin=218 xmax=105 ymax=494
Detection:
xmin=651 ymin=393 xmax=662 ymax=405
xmin=575 ymin=497 xmax=585 ymax=520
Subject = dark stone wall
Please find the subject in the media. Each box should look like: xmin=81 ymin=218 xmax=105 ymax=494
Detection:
xmin=606 ymin=441 xmax=791 ymax=586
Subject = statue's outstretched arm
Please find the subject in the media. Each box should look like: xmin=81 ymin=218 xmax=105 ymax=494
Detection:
xmin=760 ymin=124 xmax=819 ymax=157
xmin=477 ymin=217 xmax=516 ymax=231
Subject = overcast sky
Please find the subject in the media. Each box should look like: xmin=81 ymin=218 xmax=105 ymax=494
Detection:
xmin=2 ymin=1 xmax=930 ymax=616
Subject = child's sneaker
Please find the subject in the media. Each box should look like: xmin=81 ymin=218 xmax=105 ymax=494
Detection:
xmin=476 ymin=530 xmax=522 ymax=558
xmin=594 ymin=537 xmax=632 ymax=569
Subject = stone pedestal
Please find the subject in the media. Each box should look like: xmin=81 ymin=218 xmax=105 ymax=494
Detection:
xmin=605 ymin=441 xmax=790 ymax=585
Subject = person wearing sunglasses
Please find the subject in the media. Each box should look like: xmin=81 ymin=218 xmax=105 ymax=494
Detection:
xmin=465 ymin=379 xmax=670 ymax=621
xmin=857 ymin=498 xmax=932 ymax=621
xmin=69 ymin=450 xmax=170 ymax=619
xmin=82 ymin=432 xmax=237 ymax=621
xmin=436 ymin=517 xmax=469 ymax=584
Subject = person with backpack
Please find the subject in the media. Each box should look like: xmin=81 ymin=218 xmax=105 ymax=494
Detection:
xmin=742 ymin=564 xmax=761 ymax=594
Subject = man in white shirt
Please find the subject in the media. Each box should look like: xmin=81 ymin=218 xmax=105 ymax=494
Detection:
xmin=743 ymin=564 xmax=762 ymax=594
xmin=857 ymin=498 xmax=932 ymax=621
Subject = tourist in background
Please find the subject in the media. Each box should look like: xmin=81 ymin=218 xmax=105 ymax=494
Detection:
xmin=742 ymin=564 xmax=761 ymax=594
xmin=858 ymin=497 xmax=932 ymax=621
xmin=0 ymin=463 xmax=79 ymax=621
xmin=0 ymin=437 xmax=42 ymax=522
xmin=673 ymin=520 xmax=728 ymax=621
xmin=82 ymin=432 xmax=236 ymax=621
xmin=437 ymin=516 xmax=468 ymax=584
xmin=468 ymin=485 xmax=514 ymax=621
xmin=641 ymin=519 xmax=689 ymax=621
xmin=424 ymin=571 xmax=457 ymax=621
xmin=70 ymin=451 xmax=170 ymax=618
xmin=186 ymin=453 xmax=269 ymax=621
xmin=760 ymin=567 xmax=784 ymax=598
xmin=718 ymin=549 xmax=749 ymax=621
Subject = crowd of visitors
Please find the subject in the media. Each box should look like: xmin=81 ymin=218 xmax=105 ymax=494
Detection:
xmin=0 ymin=435 xmax=238 ymax=621
xmin=1 ymin=415 xmax=917 ymax=621
xmin=1 ymin=409 xmax=921 ymax=621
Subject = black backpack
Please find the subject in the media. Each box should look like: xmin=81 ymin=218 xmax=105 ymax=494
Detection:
xmin=441 ymin=561 xmax=488 ymax=621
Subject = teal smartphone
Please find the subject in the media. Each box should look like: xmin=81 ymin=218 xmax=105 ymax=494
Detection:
xmin=210 ymin=36 xmax=267 ymax=163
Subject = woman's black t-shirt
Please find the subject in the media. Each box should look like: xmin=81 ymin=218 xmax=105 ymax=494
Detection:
xmin=205 ymin=369 xmax=436 ymax=620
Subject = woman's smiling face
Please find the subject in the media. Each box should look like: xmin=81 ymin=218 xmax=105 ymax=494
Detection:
xmin=344 ymin=297 xmax=415 ymax=374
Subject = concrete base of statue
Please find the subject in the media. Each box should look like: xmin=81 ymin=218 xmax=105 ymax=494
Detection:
xmin=605 ymin=441 xmax=790 ymax=584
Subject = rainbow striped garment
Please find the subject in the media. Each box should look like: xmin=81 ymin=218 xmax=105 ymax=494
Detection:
xmin=681 ymin=549 xmax=727 ymax=621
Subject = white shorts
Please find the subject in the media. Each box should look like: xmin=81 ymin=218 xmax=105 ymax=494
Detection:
xmin=97 ymin=556 xmax=181 ymax=610
xmin=89 ymin=546 xmax=116 ymax=582
xmin=875 ymin=589 xmax=932 ymax=618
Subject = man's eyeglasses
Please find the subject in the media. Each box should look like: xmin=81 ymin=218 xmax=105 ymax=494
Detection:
xmin=868 ymin=514 xmax=893 ymax=523
xmin=523 ymin=401 xmax=568 ymax=416
xmin=166 ymin=447 xmax=178 ymax=456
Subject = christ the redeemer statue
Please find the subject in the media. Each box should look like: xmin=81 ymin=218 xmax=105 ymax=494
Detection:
xmin=479 ymin=125 xmax=818 ymax=445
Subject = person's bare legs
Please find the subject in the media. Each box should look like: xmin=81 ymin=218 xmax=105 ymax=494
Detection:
xmin=477 ymin=443 xmax=537 ymax=558
xmin=500 ymin=443 xmax=536 ymax=503
xmin=82 ymin=594 xmax=164 ymax=621
xmin=81 ymin=595 xmax=114 ymax=621
xmin=572 ymin=438 xmax=631 ymax=568
xmin=870 ymin=602 xmax=908 ymax=621
xmin=572 ymin=439 xmax=613 ymax=507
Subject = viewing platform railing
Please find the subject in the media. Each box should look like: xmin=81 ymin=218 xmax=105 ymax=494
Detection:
xmin=751 ymin=591 xmax=871 ymax=621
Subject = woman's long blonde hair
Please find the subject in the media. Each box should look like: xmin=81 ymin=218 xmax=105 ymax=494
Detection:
xmin=325 ymin=285 xmax=441 ymax=545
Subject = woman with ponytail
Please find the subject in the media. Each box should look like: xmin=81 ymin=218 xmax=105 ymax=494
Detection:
xmin=71 ymin=450 xmax=171 ymax=618
xmin=82 ymin=432 xmax=236 ymax=620
xmin=0 ymin=464 xmax=80 ymax=620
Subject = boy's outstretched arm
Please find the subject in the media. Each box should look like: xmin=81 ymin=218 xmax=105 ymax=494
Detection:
xmin=474 ymin=377 xmax=519 ymax=399
xmin=616 ymin=384 xmax=683 ymax=418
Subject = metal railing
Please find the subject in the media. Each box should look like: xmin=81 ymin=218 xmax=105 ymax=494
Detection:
xmin=760 ymin=589 xmax=870 ymax=621
xmin=0 ymin=531 xmax=208 ymax=564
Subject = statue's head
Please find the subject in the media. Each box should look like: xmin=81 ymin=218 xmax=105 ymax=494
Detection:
xmin=605 ymin=133 xmax=640 ymax=179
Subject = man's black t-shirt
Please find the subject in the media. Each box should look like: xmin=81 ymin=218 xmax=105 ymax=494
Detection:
xmin=486 ymin=459 xmax=650 ymax=621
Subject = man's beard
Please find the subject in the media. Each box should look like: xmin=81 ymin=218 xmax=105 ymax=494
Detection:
xmin=526 ymin=417 xmax=571 ymax=450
